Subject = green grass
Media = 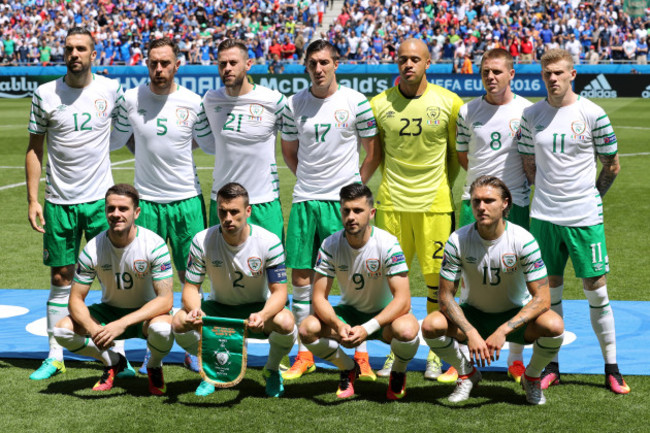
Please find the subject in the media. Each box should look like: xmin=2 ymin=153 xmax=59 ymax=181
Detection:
xmin=1 ymin=97 xmax=649 ymax=431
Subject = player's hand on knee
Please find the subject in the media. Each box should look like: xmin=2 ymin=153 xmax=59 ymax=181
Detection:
xmin=466 ymin=329 xmax=491 ymax=367
xmin=186 ymin=309 xmax=205 ymax=326
xmin=247 ymin=312 xmax=265 ymax=333
xmin=342 ymin=325 xmax=367 ymax=348
xmin=485 ymin=331 xmax=505 ymax=362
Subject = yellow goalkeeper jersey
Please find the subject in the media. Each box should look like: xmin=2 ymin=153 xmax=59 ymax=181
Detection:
xmin=370 ymin=83 xmax=463 ymax=213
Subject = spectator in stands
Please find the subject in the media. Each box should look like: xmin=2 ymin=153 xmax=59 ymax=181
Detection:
xmin=636 ymin=37 xmax=648 ymax=64
xmin=281 ymin=35 xmax=296 ymax=61
xmin=565 ymin=33 xmax=582 ymax=65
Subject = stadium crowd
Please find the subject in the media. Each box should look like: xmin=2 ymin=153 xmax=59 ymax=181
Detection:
xmin=0 ymin=0 xmax=649 ymax=67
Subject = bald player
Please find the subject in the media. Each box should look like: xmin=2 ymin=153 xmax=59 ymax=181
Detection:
xmin=370 ymin=38 xmax=464 ymax=379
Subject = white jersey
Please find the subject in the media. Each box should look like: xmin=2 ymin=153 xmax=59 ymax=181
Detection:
xmin=457 ymin=95 xmax=533 ymax=206
xmin=186 ymin=224 xmax=286 ymax=305
xmin=440 ymin=222 xmax=547 ymax=313
xmin=314 ymin=227 xmax=408 ymax=313
xmin=518 ymin=97 xmax=618 ymax=227
xmin=74 ymin=227 xmax=173 ymax=309
xmin=203 ymin=85 xmax=288 ymax=204
xmin=110 ymin=84 xmax=213 ymax=203
xmin=282 ymin=85 xmax=378 ymax=202
xmin=28 ymin=74 xmax=124 ymax=204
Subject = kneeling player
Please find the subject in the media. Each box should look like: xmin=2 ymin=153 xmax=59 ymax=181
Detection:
xmin=421 ymin=176 xmax=564 ymax=405
xmin=54 ymin=184 xmax=174 ymax=395
xmin=172 ymin=183 xmax=296 ymax=397
xmin=300 ymin=184 xmax=420 ymax=400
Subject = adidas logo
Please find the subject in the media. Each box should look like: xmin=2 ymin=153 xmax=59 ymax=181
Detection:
xmin=642 ymin=84 xmax=650 ymax=99
xmin=581 ymin=74 xmax=617 ymax=98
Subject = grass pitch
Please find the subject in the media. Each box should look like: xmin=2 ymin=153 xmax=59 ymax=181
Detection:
xmin=1 ymin=97 xmax=649 ymax=432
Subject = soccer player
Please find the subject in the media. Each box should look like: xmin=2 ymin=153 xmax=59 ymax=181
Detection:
xmin=281 ymin=39 xmax=381 ymax=381
xmin=518 ymin=49 xmax=630 ymax=394
xmin=110 ymin=37 xmax=213 ymax=373
xmin=422 ymin=176 xmax=565 ymax=405
xmin=172 ymin=183 xmax=297 ymax=398
xmin=454 ymin=48 xmax=532 ymax=384
xmin=25 ymin=27 xmax=130 ymax=380
xmin=202 ymin=38 xmax=288 ymax=241
xmin=53 ymin=184 xmax=174 ymax=395
xmin=370 ymin=38 xmax=463 ymax=379
xmin=300 ymin=184 xmax=420 ymax=400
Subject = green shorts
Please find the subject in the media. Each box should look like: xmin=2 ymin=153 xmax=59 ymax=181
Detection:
xmin=210 ymin=199 xmax=285 ymax=242
xmin=201 ymin=300 xmax=269 ymax=340
xmin=87 ymin=303 xmax=146 ymax=340
xmin=43 ymin=199 xmax=107 ymax=267
xmin=460 ymin=200 xmax=530 ymax=230
xmin=530 ymin=218 xmax=609 ymax=279
xmin=286 ymin=200 xmax=342 ymax=269
xmin=138 ymin=195 xmax=206 ymax=271
xmin=333 ymin=304 xmax=385 ymax=342
xmin=460 ymin=304 xmax=528 ymax=345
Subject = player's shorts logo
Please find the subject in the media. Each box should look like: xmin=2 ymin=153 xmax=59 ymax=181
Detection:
xmin=43 ymin=249 xmax=49 ymax=261
xmin=247 ymin=257 xmax=263 ymax=276
xmin=94 ymin=99 xmax=108 ymax=117
xmin=571 ymin=120 xmax=586 ymax=135
xmin=176 ymin=107 xmax=190 ymax=126
xmin=249 ymin=104 xmax=264 ymax=121
xmin=335 ymin=109 xmax=350 ymax=127
xmin=501 ymin=253 xmax=517 ymax=272
xmin=134 ymin=260 xmax=149 ymax=277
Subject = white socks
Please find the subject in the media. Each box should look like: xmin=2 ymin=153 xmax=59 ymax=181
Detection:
xmin=390 ymin=336 xmax=419 ymax=373
xmin=266 ymin=326 xmax=298 ymax=371
xmin=173 ymin=329 xmax=200 ymax=356
xmin=53 ymin=327 xmax=118 ymax=366
xmin=525 ymin=333 xmax=564 ymax=378
xmin=291 ymin=284 xmax=312 ymax=352
xmin=47 ymin=285 xmax=70 ymax=361
xmin=424 ymin=336 xmax=473 ymax=376
xmin=549 ymin=285 xmax=564 ymax=363
xmin=305 ymin=338 xmax=355 ymax=370
xmin=147 ymin=322 xmax=173 ymax=368
xmin=584 ymin=286 xmax=617 ymax=364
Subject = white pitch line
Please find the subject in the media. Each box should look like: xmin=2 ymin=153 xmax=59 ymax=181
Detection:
xmin=619 ymin=152 xmax=650 ymax=157
xmin=0 ymin=159 xmax=136 ymax=191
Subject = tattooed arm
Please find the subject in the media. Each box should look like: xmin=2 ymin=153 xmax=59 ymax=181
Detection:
xmin=484 ymin=276 xmax=551 ymax=360
xmin=521 ymin=153 xmax=536 ymax=186
xmin=596 ymin=153 xmax=620 ymax=198
xmin=439 ymin=277 xmax=493 ymax=367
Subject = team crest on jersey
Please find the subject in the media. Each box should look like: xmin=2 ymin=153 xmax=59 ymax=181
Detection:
xmin=365 ymin=258 xmax=381 ymax=278
xmin=95 ymin=99 xmax=108 ymax=117
xmin=501 ymin=253 xmax=517 ymax=272
xmin=249 ymin=103 xmax=264 ymax=121
xmin=509 ymin=119 xmax=521 ymax=136
xmin=176 ymin=107 xmax=190 ymax=126
xmin=334 ymin=109 xmax=349 ymax=128
xmin=426 ymin=107 xmax=441 ymax=125
xmin=134 ymin=260 xmax=149 ymax=277
xmin=571 ymin=120 xmax=586 ymax=135
xmin=247 ymin=257 xmax=263 ymax=276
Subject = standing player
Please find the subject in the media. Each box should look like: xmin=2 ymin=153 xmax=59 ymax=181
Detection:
xmin=281 ymin=39 xmax=381 ymax=381
xmin=203 ymin=38 xmax=288 ymax=241
xmin=370 ymin=38 xmax=463 ymax=379
xmin=25 ymin=27 xmax=130 ymax=380
xmin=518 ymin=49 xmax=629 ymax=394
xmin=172 ymin=183 xmax=297 ymax=397
xmin=110 ymin=37 xmax=213 ymax=373
xmin=53 ymin=184 xmax=174 ymax=395
xmin=454 ymin=48 xmax=532 ymax=384
xmin=300 ymin=184 xmax=420 ymax=400
xmin=421 ymin=176 xmax=564 ymax=405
